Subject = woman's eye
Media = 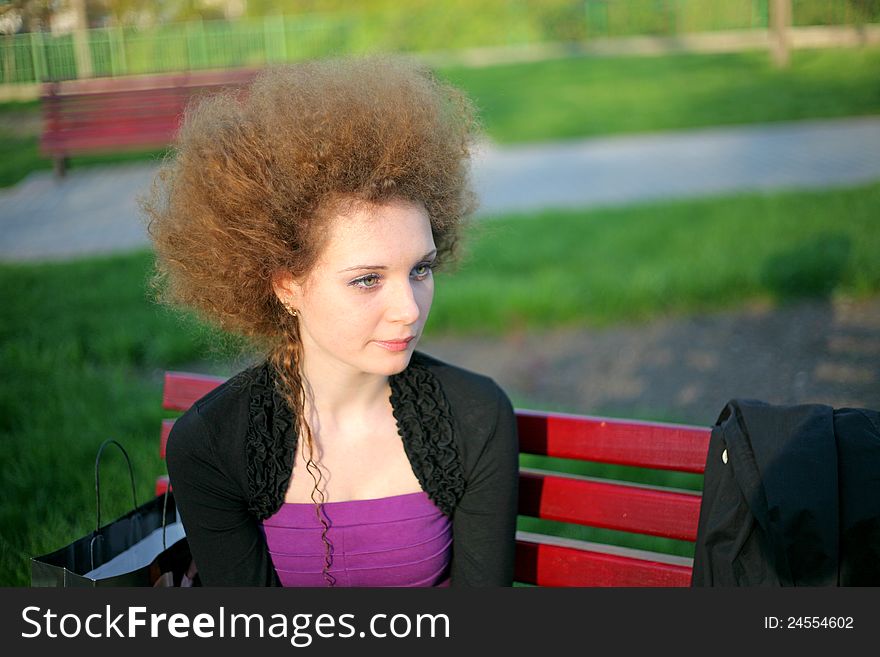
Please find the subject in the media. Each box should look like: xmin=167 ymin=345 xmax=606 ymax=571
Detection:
xmin=352 ymin=274 xmax=381 ymax=289
xmin=412 ymin=263 xmax=433 ymax=279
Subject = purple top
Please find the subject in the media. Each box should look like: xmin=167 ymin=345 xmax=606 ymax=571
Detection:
xmin=261 ymin=491 xmax=452 ymax=587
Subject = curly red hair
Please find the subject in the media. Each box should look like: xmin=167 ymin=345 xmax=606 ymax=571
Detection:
xmin=144 ymin=56 xmax=478 ymax=340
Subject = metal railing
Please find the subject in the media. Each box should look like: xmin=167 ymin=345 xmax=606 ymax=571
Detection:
xmin=1 ymin=0 xmax=878 ymax=86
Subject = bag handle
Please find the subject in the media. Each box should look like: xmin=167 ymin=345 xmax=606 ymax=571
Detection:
xmin=161 ymin=485 xmax=171 ymax=551
xmin=93 ymin=439 xmax=138 ymax=533
xmin=97 ymin=440 xmax=175 ymax=550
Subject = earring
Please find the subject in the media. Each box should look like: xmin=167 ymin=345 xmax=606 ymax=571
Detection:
xmin=283 ymin=303 xmax=298 ymax=317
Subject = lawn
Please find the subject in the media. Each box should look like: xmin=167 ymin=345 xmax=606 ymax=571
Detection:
xmin=2 ymin=46 xmax=879 ymax=187
xmin=2 ymin=181 xmax=878 ymax=585
xmin=440 ymin=46 xmax=880 ymax=143
xmin=432 ymin=182 xmax=880 ymax=332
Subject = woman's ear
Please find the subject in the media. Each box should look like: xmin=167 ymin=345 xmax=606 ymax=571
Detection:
xmin=272 ymin=270 xmax=303 ymax=311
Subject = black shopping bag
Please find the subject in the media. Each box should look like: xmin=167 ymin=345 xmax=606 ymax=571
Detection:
xmin=31 ymin=439 xmax=195 ymax=587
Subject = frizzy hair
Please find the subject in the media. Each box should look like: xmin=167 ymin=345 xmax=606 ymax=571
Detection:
xmin=146 ymin=56 xmax=477 ymax=336
xmin=143 ymin=56 xmax=479 ymax=584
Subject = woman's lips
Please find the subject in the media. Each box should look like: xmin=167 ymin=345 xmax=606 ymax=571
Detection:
xmin=373 ymin=336 xmax=415 ymax=352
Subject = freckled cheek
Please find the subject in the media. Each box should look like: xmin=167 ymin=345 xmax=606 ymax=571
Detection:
xmin=417 ymin=279 xmax=435 ymax=317
xmin=311 ymin=294 xmax=348 ymax=323
xmin=306 ymin=293 xmax=363 ymax=339
xmin=341 ymin=293 xmax=388 ymax=340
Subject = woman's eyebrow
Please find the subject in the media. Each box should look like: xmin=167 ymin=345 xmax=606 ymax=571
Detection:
xmin=338 ymin=250 xmax=437 ymax=273
xmin=339 ymin=264 xmax=388 ymax=272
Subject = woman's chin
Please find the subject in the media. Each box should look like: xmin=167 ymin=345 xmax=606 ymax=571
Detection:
xmin=370 ymin=347 xmax=415 ymax=376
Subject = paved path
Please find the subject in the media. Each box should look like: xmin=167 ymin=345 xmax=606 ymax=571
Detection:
xmin=2 ymin=116 xmax=879 ymax=261
xmin=474 ymin=116 xmax=880 ymax=214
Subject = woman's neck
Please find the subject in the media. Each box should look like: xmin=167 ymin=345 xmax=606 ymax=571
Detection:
xmin=298 ymin=352 xmax=392 ymax=431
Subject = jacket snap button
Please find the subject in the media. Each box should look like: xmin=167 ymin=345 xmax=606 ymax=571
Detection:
xmin=722 ymin=448 xmax=728 ymax=464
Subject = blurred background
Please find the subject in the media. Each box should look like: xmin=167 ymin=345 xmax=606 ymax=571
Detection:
xmin=1 ymin=0 xmax=878 ymax=585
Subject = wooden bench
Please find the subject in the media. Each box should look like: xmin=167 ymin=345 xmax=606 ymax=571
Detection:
xmin=40 ymin=68 xmax=258 ymax=177
xmin=157 ymin=371 xmax=711 ymax=587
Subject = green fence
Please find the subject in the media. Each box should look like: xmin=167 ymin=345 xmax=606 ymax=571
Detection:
xmin=2 ymin=0 xmax=878 ymax=85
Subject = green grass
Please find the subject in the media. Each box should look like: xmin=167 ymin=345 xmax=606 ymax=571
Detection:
xmin=0 ymin=135 xmax=169 ymax=188
xmin=439 ymin=47 xmax=880 ymax=143
xmin=2 ymin=47 xmax=879 ymax=187
xmin=0 ymin=135 xmax=44 ymax=188
xmin=2 ymin=182 xmax=878 ymax=585
xmin=0 ymin=99 xmax=40 ymax=116
xmin=431 ymin=182 xmax=880 ymax=332
xmin=0 ymin=254 xmax=244 ymax=585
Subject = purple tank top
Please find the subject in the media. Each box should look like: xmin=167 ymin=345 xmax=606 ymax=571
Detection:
xmin=261 ymin=491 xmax=452 ymax=587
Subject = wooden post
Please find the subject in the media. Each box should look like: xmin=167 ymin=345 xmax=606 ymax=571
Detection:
xmin=3 ymin=32 xmax=13 ymax=84
xmin=70 ymin=0 xmax=93 ymax=78
xmin=108 ymin=26 xmax=117 ymax=76
xmin=117 ymin=24 xmax=127 ymax=75
xmin=266 ymin=14 xmax=287 ymax=63
xmin=770 ymin=0 xmax=791 ymax=68
xmin=29 ymin=30 xmax=42 ymax=82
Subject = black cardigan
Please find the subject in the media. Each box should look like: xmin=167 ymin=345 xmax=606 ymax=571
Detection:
xmin=166 ymin=351 xmax=519 ymax=586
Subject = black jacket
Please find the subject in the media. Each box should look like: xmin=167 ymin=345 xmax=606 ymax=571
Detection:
xmin=166 ymin=351 xmax=519 ymax=587
xmin=692 ymin=399 xmax=880 ymax=586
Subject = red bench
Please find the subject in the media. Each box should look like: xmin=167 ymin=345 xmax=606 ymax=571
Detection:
xmin=157 ymin=371 xmax=711 ymax=587
xmin=40 ymin=68 xmax=258 ymax=176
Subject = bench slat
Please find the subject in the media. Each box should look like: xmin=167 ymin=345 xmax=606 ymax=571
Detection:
xmin=42 ymin=130 xmax=178 ymax=154
xmin=515 ymin=536 xmax=692 ymax=587
xmin=43 ymin=90 xmax=190 ymax=112
xmin=163 ymin=371 xmax=225 ymax=410
xmin=519 ymin=470 xmax=701 ymax=541
xmin=517 ymin=409 xmax=710 ymax=473
xmin=44 ymin=105 xmax=186 ymax=128
xmin=46 ymin=69 xmax=257 ymax=96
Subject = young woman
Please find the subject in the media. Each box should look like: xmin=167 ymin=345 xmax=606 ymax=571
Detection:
xmin=145 ymin=57 xmax=519 ymax=587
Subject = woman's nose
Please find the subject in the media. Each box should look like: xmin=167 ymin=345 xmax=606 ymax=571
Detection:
xmin=386 ymin=280 xmax=421 ymax=325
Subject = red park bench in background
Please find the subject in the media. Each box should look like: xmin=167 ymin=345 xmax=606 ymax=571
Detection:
xmin=156 ymin=371 xmax=711 ymax=587
xmin=39 ymin=68 xmax=259 ymax=176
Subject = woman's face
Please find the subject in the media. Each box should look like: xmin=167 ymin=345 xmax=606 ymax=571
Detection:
xmin=275 ymin=198 xmax=437 ymax=378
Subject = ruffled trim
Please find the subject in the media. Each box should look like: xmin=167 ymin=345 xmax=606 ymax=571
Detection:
xmin=389 ymin=354 xmax=464 ymax=517
xmin=243 ymin=354 xmax=464 ymax=520
xmin=245 ymin=363 xmax=298 ymax=520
